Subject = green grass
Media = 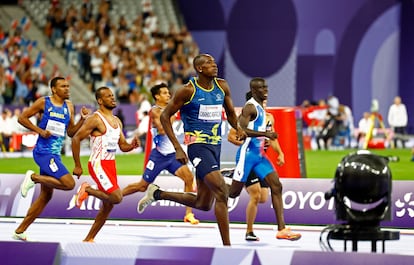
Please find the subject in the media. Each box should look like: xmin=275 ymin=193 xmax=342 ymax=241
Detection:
xmin=0 ymin=149 xmax=412 ymax=180
xmin=0 ymin=153 xmax=145 ymax=176
xmin=304 ymin=149 xmax=414 ymax=180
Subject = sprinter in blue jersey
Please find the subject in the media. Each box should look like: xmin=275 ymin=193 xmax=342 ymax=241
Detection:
xmin=138 ymin=54 xmax=244 ymax=246
xmin=13 ymin=76 xmax=89 ymax=241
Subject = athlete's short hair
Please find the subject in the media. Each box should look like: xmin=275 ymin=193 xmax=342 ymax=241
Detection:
xmin=150 ymin=83 xmax=168 ymax=101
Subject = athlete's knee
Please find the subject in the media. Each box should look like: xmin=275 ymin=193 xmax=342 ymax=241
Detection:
xmin=66 ymin=181 xmax=75 ymax=190
xmin=270 ymin=181 xmax=283 ymax=195
xmin=214 ymin=189 xmax=229 ymax=205
xmin=198 ymin=203 xmax=212 ymax=211
xmin=249 ymin=192 xmax=261 ymax=204
xmin=195 ymin=200 xmax=213 ymax=211
xmin=259 ymin=192 xmax=269 ymax=204
xmin=109 ymin=193 xmax=123 ymax=204
xmin=61 ymin=176 xmax=75 ymax=190
xmin=183 ymin=176 xmax=195 ymax=186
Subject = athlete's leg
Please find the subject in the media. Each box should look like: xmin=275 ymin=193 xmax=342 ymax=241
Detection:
xmin=228 ymin=180 xmax=244 ymax=198
xmin=264 ymin=172 xmax=285 ymax=230
xmin=31 ymin=154 xmax=75 ymax=190
xmin=157 ymin=169 xmax=229 ymax=244
xmin=245 ymin=182 xmax=261 ymax=234
xmin=259 ymin=187 xmax=269 ymax=203
xmin=15 ymin=184 xmax=53 ymax=234
xmin=83 ymin=200 xmax=114 ymax=242
xmin=123 ymin=149 xmax=165 ymax=197
xmin=158 ymin=177 xmax=211 ymax=210
xmin=264 ymin=170 xmax=301 ymax=240
xmin=87 ymin=187 xmax=123 ymax=205
xmin=32 ymin=173 xmax=75 ymax=190
xmin=203 ymin=170 xmax=230 ymax=246
xmin=174 ymin=165 xmax=196 ymax=216
xmin=122 ymin=178 xmax=150 ymax=196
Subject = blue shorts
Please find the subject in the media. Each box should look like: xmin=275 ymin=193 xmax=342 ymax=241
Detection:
xmin=187 ymin=143 xmax=221 ymax=180
xmin=142 ymin=149 xmax=183 ymax=183
xmin=233 ymin=147 xmax=274 ymax=183
xmin=33 ymin=151 xmax=69 ymax=179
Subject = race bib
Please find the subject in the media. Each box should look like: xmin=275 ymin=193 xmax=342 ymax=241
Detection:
xmin=198 ymin=104 xmax=222 ymax=121
xmin=45 ymin=120 xmax=65 ymax=137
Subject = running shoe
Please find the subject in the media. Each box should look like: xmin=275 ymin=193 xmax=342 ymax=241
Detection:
xmin=137 ymin=184 xmax=160 ymax=213
xmin=13 ymin=232 xmax=29 ymax=241
xmin=245 ymin=231 xmax=260 ymax=241
xmin=220 ymin=168 xmax=235 ymax=178
xmin=184 ymin=212 xmax=199 ymax=225
xmin=20 ymin=170 xmax=35 ymax=198
xmin=75 ymin=182 xmax=90 ymax=208
xmin=276 ymin=227 xmax=302 ymax=241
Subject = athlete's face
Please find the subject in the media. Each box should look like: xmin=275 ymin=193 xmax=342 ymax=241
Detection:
xmin=199 ymin=55 xmax=218 ymax=77
xmin=157 ymin=87 xmax=171 ymax=105
xmin=99 ymin=88 xmax=117 ymax=110
xmin=251 ymin=80 xmax=268 ymax=103
xmin=53 ymin=79 xmax=70 ymax=100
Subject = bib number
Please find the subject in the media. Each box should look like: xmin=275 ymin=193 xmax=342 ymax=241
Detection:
xmin=46 ymin=120 xmax=65 ymax=137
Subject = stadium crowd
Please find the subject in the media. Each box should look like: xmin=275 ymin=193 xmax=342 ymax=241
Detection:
xmin=1 ymin=0 xmax=200 ymax=150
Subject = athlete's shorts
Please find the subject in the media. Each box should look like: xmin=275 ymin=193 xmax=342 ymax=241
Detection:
xmin=142 ymin=148 xmax=183 ymax=183
xmin=33 ymin=151 xmax=69 ymax=179
xmin=245 ymin=171 xmax=269 ymax=188
xmin=233 ymin=148 xmax=274 ymax=183
xmin=88 ymin=160 xmax=118 ymax=194
xmin=187 ymin=143 xmax=221 ymax=180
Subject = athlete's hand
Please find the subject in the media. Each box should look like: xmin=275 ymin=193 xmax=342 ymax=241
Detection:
xmin=175 ymin=147 xmax=189 ymax=165
xmin=80 ymin=106 xmax=92 ymax=120
xmin=276 ymin=152 xmax=285 ymax=166
xmin=131 ymin=136 xmax=140 ymax=149
xmin=265 ymin=131 xmax=278 ymax=140
xmin=39 ymin=129 xmax=52 ymax=138
xmin=73 ymin=166 xmax=83 ymax=178
xmin=236 ymin=126 xmax=247 ymax=141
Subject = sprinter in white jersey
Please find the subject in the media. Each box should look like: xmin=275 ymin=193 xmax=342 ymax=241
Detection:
xmin=225 ymin=92 xmax=285 ymax=241
xmin=122 ymin=83 xmax=199 ymax=225
xmin=72 ymin=86 xmax=140 ymax=242
xmin=228 ymin=77 xmax=301 ymax=241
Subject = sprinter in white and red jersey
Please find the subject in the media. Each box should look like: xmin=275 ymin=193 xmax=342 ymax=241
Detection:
xmin=71 ymin=86 xmax=140 ymax=242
